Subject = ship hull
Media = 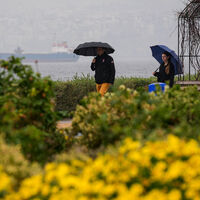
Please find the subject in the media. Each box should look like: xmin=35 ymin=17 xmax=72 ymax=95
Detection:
xmin=0 ymin=53 xmax=79 ymax=62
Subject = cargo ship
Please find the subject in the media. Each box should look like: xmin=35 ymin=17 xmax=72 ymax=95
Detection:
xmin=0 ymin=42 xmax=79 ymax=63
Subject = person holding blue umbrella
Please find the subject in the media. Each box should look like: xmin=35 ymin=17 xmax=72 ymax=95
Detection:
xmin=152 ymin=51 xmax=175 ymax=88
xmin=151 ymin=45 xmax=183 ymax=88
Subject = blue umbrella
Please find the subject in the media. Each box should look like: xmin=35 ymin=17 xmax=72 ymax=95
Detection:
xmin=150 ymin=45 xmax=183 ymax=75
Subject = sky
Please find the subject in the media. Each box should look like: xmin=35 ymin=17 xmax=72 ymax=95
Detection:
xmin=0 ymin=0 xmax=186 ymax=60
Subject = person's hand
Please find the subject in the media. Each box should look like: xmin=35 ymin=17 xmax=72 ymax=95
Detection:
xmin=152 ymin=72 xmax=156 ymax=75
xmin=92 ymin=58 xmax=96 ymax=63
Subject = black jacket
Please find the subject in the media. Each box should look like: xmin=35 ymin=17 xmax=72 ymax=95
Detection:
xmin=91 ymin=53 xmax=116 ymax=84
xmin=154 ymin=62 xmax=175 ymax=88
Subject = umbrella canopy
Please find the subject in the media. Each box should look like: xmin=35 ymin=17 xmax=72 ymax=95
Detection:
xmin=150 ymin=45 xmax=183 ymax=75
xmin=73 ymin=42 xmax=115 ymax=56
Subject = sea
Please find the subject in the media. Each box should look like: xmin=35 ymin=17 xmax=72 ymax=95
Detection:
xmin=29 ymin=59 xmax=159 ymax=81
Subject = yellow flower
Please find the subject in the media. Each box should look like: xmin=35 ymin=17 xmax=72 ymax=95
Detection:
xmin=119 ymin=85 xmax=126 ymax=90
xmin=151 ymin=161 xmax=167 ymax=181
xmin=165 ymin=161 xmax=185 ymax=181
xmin=102 ymin=184 xmax=116 ymax=196
xmin=4 ymin=135 xmax=200 ymax=200
xmin=144 ymin=190 xmax=168 ymax=200
xmin=0 ymin=167 xmax=11 ymax=192
xmin=168 ymin=189 xmax=181 ymax=200
xmin=167 ymin=134 xmax=182 ymax=154
xmin=41 ymin=184 xmax=50 ymax=196
xmin=19 ymin=174 xmax=42 ymax=199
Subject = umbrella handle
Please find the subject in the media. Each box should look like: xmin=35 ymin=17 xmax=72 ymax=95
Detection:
xmin=155 ymin=67 xmax=159 ymax=72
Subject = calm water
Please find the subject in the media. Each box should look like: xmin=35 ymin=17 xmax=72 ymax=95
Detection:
xmin=29 ymin=59 xmax=159 ymax=81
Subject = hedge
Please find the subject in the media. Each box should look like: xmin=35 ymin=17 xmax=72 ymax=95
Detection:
xmin=54 ymin=75 xmax=156 ymax=112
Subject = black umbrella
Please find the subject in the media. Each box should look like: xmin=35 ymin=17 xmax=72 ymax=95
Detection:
xmin=73 ymin=42 xmax=115 ymax=56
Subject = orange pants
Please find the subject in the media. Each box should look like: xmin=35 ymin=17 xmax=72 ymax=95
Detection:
xmin=96 ymin=83 xmax=111 ymax=96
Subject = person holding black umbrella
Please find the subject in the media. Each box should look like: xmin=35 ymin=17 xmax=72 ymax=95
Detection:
xmin=91 ymin=47 xmax=115 ymax=96
xmin=74 ymin=42 xmax=116 ymax=96
xmin=153 ymin=51 xmax=175 ymax=88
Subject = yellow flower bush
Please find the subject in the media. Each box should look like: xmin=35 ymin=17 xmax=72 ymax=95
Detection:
xmin=4 ymin=135 xmax=200 ymax=200
xmin=0 ymin=166 xmax=11 ymax=199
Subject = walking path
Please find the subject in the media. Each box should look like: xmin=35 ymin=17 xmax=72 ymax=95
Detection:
xmin=57 ymin=119 xmax=72 ymax=129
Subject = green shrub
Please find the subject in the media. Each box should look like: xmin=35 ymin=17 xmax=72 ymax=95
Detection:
xmin=54 ymin=75 xmax=155 ymax=112
xmin=0 ymin=57 xmax=66 ymax=164
xmin=0 ymin=102 xmax=18 ymax=134
xmin=0 ymin=57 xmax=58 ymax=132
xmin=111 ymin=76 xmax=155 ymax=91
xmin=0 ymin=102 xmax=66 ymax=164
xmin=54 ymin=75 xmax=96 ymax=112
xmin=7 ymin=126 xmax=65 ymax=164
xmin=69 ymin=85 xmax=200 ymax=148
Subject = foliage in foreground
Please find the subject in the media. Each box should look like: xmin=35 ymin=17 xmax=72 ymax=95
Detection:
xmin=69 ymin=85 xmax=200 ymax=148
xmin=0 ymin=57 xmax=66 ymax=164
xmin=1 ymin=57 xmax=200 ymax=199
xmin=0 ymin=57 xmax=57 ymax=132
xmin=0 ymin=136 xmax=41 ymax=189
xmin=3 ymin=135 xmax=200 ymax=200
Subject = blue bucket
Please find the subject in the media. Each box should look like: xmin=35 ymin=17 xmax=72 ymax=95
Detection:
xmin=148 ymin=83 xmax=166 ymax=93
